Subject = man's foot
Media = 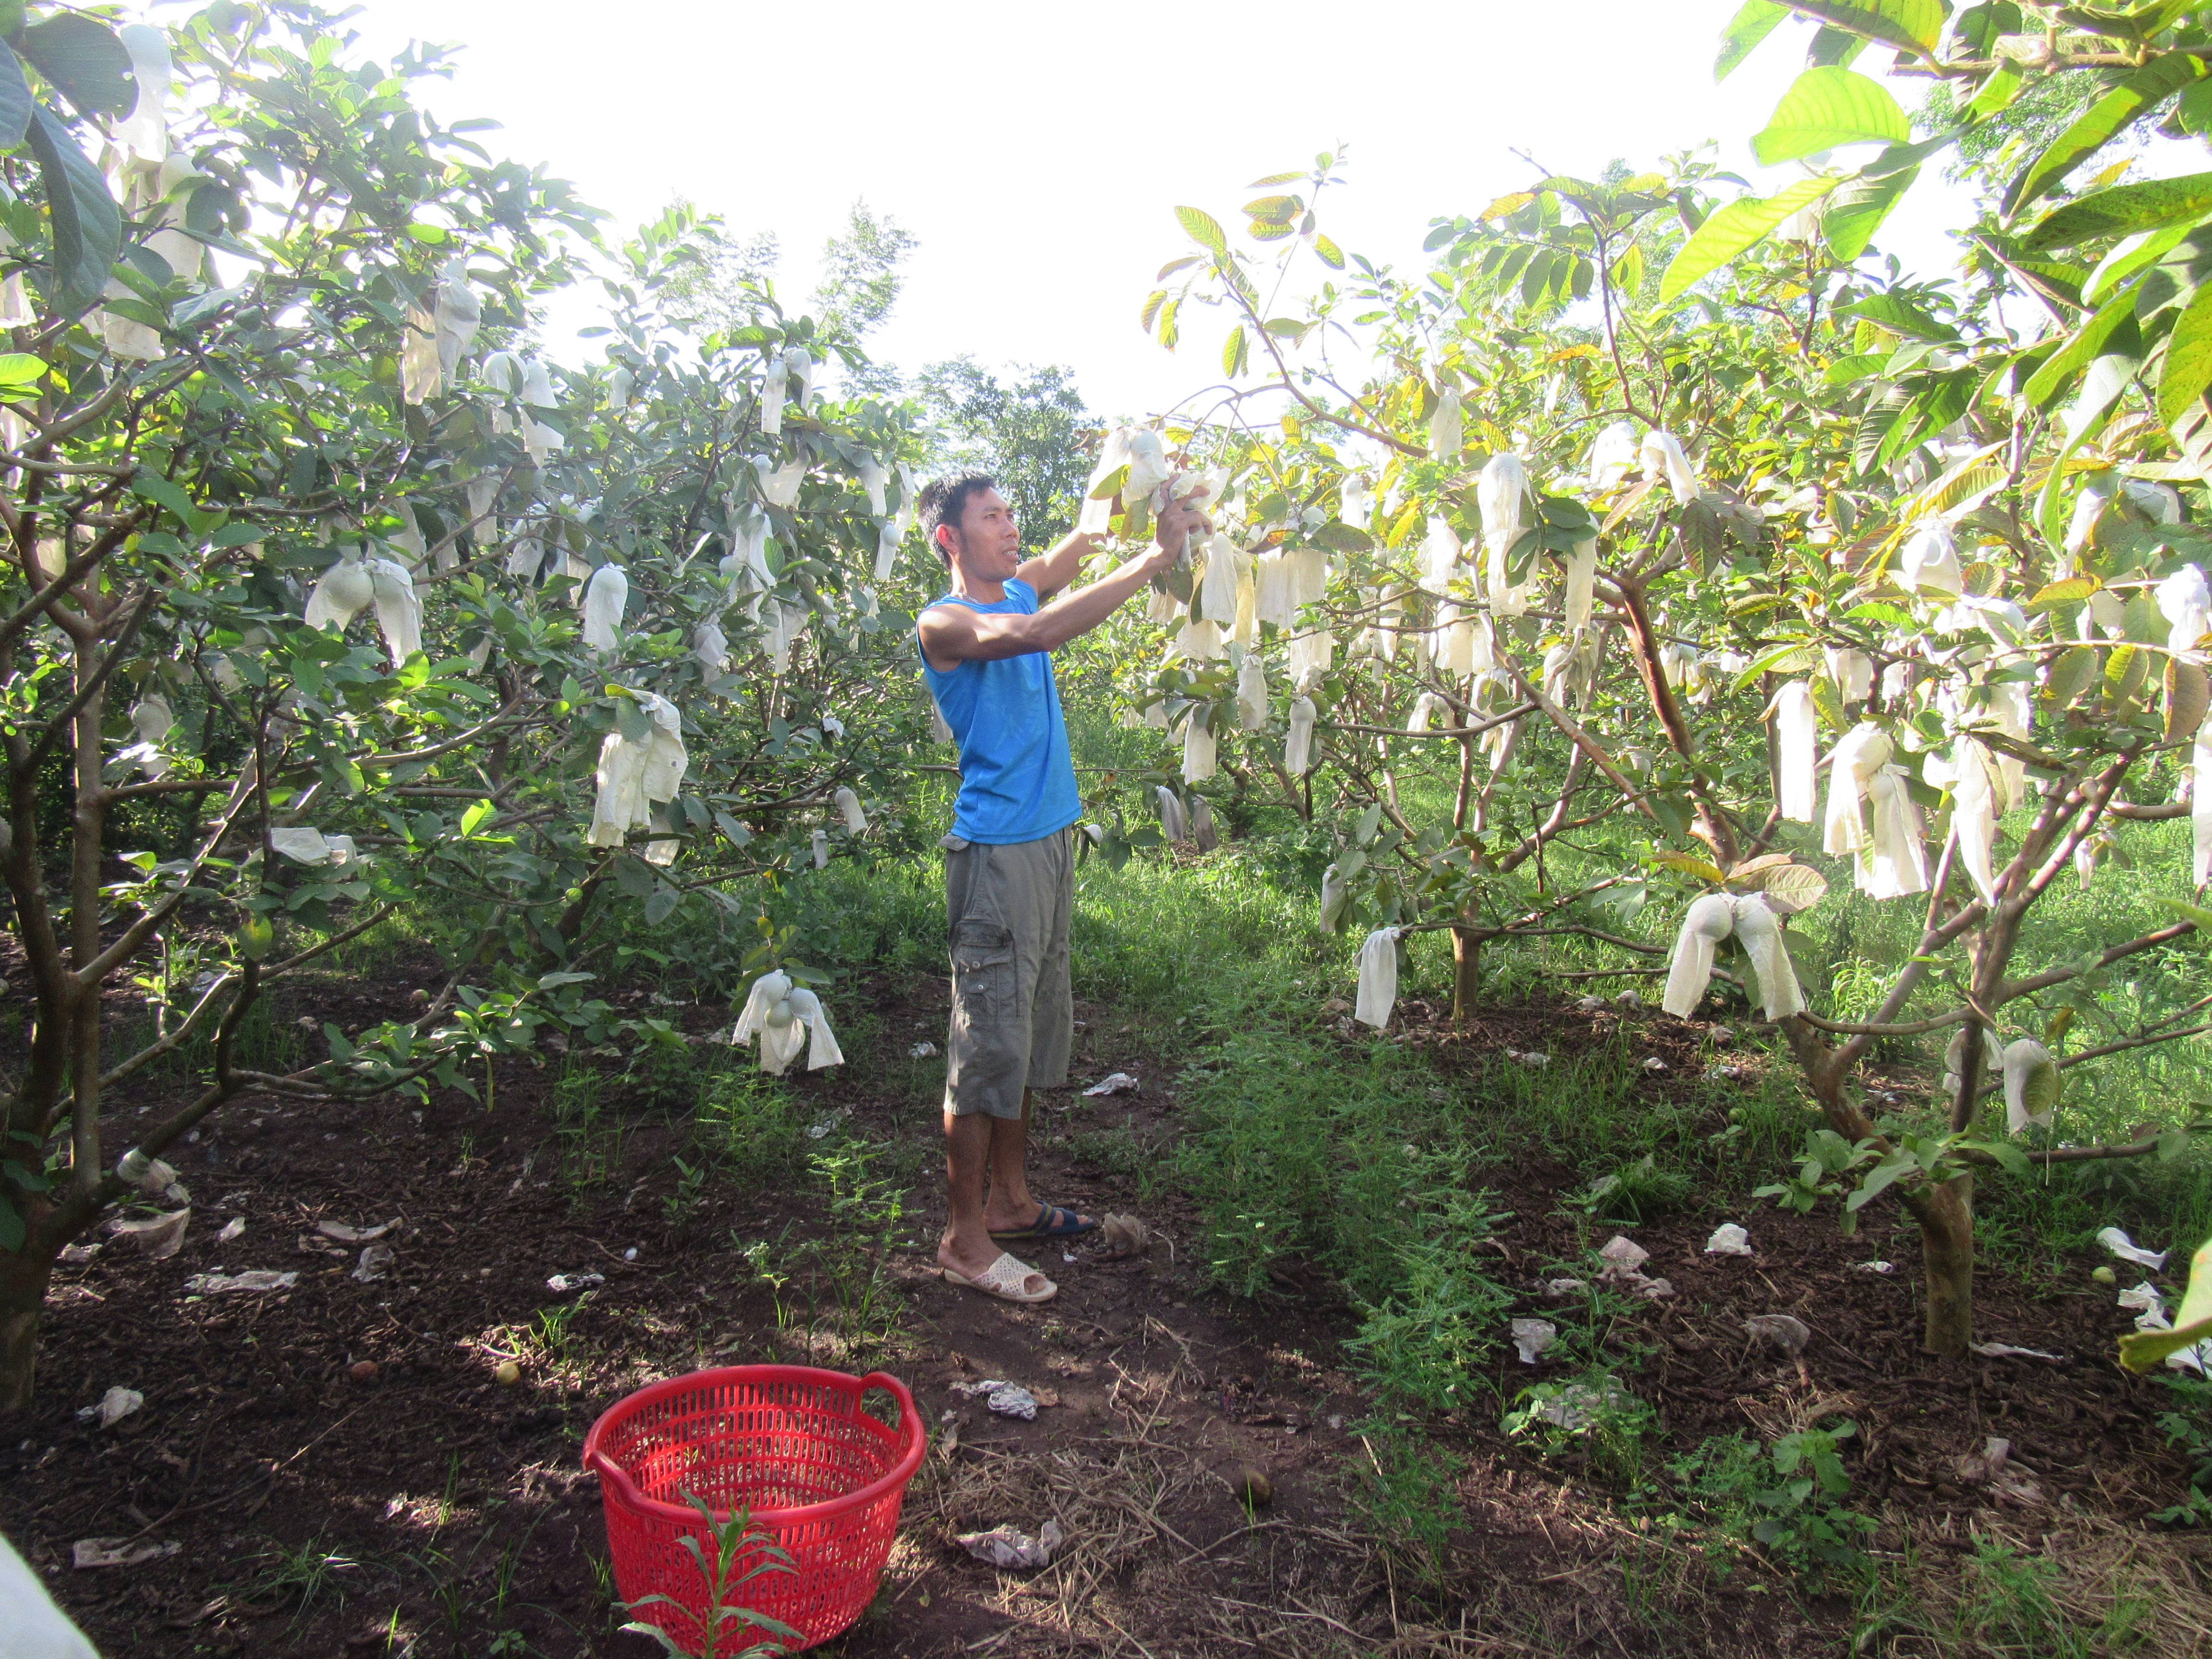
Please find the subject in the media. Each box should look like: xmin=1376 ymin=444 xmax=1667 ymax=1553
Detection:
xmin=938 ymin=1234 xmax=1054 ymax=1301
xmin=941 ymin=1250 xmax=1058 ymax=1304
xmin=986 ymin=1201 xmax=1099 ymax=1242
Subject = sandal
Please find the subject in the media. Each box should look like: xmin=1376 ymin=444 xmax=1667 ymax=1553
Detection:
xmin=987 ymin=1202 xmax=1099 ymax=1243
xmin=942 ymin=1250 xmax=1058 ymax=1304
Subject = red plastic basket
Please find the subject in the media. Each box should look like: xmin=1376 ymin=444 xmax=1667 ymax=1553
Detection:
xmin=583 ymin=1365 xmax=925 ymax=1654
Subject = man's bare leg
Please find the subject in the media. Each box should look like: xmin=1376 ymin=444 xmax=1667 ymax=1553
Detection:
xmin=980 ymin=1090 xmax=1038 ymax=1234
xmin=982 ymin=1091 xmax=1095 ymax=1236
xmin=938 ymin=1105 xmax=1050 ymax=1294
xmin=938 ymin=1092 xmax=1091 ymax=1289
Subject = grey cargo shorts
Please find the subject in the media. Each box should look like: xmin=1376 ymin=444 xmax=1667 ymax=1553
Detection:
xmin=942 ymin=827 xmax=1074 ymax=1119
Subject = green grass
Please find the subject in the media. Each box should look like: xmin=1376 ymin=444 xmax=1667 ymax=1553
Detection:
xmin=774 ymin=802 xmax=2212 ymax=1432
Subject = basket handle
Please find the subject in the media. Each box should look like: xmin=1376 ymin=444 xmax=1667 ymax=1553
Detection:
xmin=585 ymin=1446 xmax=649 ymax=1512
xmin=856 ymin=1370 xmax=920 ymax=1441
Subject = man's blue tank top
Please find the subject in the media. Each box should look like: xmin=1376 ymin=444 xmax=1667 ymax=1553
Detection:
xmin=918 ymin=579 xmax=1082 ymax=845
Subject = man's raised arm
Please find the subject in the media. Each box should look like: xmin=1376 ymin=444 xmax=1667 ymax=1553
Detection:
xmin=1013 ymin=530 xmax=1092 ymax=600
xmin=919 ymin=499 xmax=1208 ymax=671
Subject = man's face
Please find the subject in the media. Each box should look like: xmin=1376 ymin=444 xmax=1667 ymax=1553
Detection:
xmin=941 ymin=487 xmax=1021 ymax=579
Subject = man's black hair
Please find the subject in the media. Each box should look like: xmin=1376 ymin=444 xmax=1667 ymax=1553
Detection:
xmin=917 ymin=472 xmax=999 ymax=565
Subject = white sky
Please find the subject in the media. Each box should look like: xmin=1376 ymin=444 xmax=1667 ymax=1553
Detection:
xmin=320 ymin=0 xmax=1978 ymax=419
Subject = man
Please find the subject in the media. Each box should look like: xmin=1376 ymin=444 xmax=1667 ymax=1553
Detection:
xmin=917 ymin=471 xmax=1204 ymax=1304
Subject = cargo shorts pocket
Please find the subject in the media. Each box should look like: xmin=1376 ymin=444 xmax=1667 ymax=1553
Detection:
xmin=950 ymin=919 xmax=1018 ymax=1027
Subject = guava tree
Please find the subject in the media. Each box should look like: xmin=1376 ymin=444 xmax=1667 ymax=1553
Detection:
xmin=0 ymin=2 xmax=927 ymax=1411
xmin=1085 ymin=90 xmax=2209 ymax=1356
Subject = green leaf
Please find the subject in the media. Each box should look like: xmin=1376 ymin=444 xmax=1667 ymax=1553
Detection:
xmin=2106 ymin=640 xmax=2150 ymax=707
xmin=1850 ymin=385 xmax=1913 ymax=474
xmin=1821 ymin=164 xmax=1918 ymax=263
xmin=2025 ymin=576 xmax=2099 ymax=613
xmin=2168 ymin=659 xmax=2210 ymax=743
xmin=1863 ymin=130 xmax=1965 ymax=180
xmin=0 ymin=351 xmax=44 ymax=392
xmin=1657 ymin=175 xmax=1841 ymax=304
xmin=1175 ymin=205 xmax=1227 ymax=253
xmin=129 ymin=465 xmax=197 ymax=527
xmin=1846 ymin=1152 xmax=1911 ymax=1210
xmin=0 ymin=40 xmax=32 ymax=151
xmin=1312 ymin=521 xmax=1372 ymax=553
xmin=1738 ymin=860 xmax=1830 ymax=915
xmin=1975 ymin=1137 xmax=2033 ymax=1178
xmin=2081 ymin=222 xmax=2194 ymax=308
xmin=1822 ymin=350 xmax=1888 ymax=384
xmin=2047 ymin=644 xmax=2100 ymax=704
xmin=2162 ymin=896 xmax=2212 ymax=932
xmin=2023 ymin=288 xmax=2137 ymax=407
xmin=2183 ymin=77 xmax=2212 ymax=137
xmin=24 ymin=102 xmax=120 ymax=314
xmin=1222 ymin=325 xmax=1248 ymax=378
xmin=1753 ymin=68 xmax=1911 ymax=166
xmin=1716 ymin=0 xmax=1790 ymax=79
xmin=1807 ymin=23 xmax=1869 ymax=67
xmin=2160 ymin=282 xmax=2212 ymax=430
xmin=1835 ymin=290 xmax=1955 ymax=342
xmin=2007 ymin=56 xmax=2207 ymax=217
xmin=1650 ymin=849 xmax=1728 ymax=884
xmin=1970 ymin=59 xmax=2027 ymax=120
xmin=1735 ymin=640 xmax=1821 ymax=687
xmin=18 ymin=12 xmax=133 ymax=118
xmin=1313 ymin=232 xmax=1346 ymax=269
xmin=1774 ymin=0 xmax=1945 ymax=53
xmin=2024 ymin=172 xmax=2212 ymax=252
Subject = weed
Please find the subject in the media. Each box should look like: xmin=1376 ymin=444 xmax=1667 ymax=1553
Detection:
xmin=697 ymin=1070 xmax=805 ymax=1185
xmin=1502 ymin=1368 xmax=1660 ymax=1487
xmin=1064 ymin=1123 xmax=1151 ymax=1187
xmin=1757 ymin=1424 xmax=1878 ymax=1578
xmin=1535 ymin=1254 xmax=1671 ymax=1371
xmin=1662 ymin=1422 xmax=1875 ymax=1587
xmin=411 ymin=1544 xmax=468 ymax=1649
xmin=443 ymin=1450 xmax=471 ymax=1526
xmin=1345 ymin=1237 xmax=1514 ymax=1412
xmin=1960 ymin=1532 xmax=2152 ymax=1655
xmin=800 ymin=1140 xmax=910 ymax=1343
xmin=737 ymin=1231 xmax=796 ymax=1330
xmin=620 ymin=1491 xmax=798 ymax=1659
xmin=234 ymin=1532 xmax=359 ymax=1624
xmin=1565 ymin=1152 xmax=1695 ymax=1224
xmin=2149 ymin=1375 xmax=2212 ymax=1526
xmin=1351 ymin=1427 xmax=1463 ymax=1592
xmin=529 ymin=1292 xmax=594 ymax=1371
xmin=663 ymin=1155 xmax=709 ymax=1234
xmin=1176 ymin=1033 xmax=1490 ymax=1298
xmin=551 ymin=1064 xmax=626 ymax=1190
xmin=626 ymin=1030 xmax=722 ymax=1113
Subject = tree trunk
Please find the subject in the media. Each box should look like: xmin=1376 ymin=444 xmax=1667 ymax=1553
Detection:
xmin=1451 ymin=927 xmax=1481 ymax=1024
xmin=0 ymin=1241 xmax=54 ymax=1416
xmin=1919 ymin=1172 xmax=1975 ymax=1357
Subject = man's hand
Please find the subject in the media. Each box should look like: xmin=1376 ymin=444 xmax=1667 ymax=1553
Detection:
xmin=1154 ymin=497 xmax=1212 ymax=569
